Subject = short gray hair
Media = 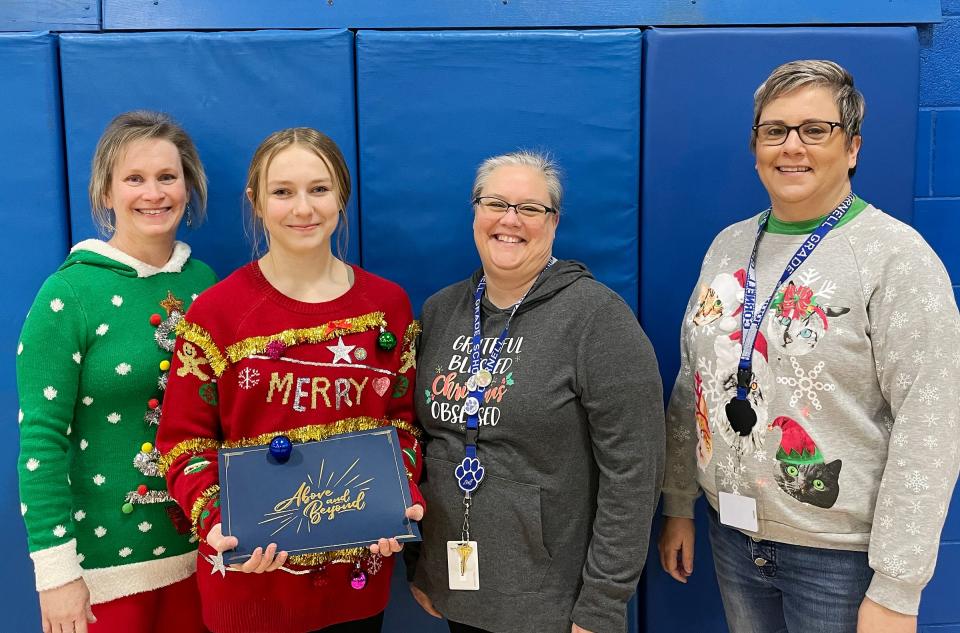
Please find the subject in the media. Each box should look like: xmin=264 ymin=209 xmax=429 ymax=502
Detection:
xmin=752 ymin=59 xmax=865 ymax=154
xmin=472 ymin=151 xmax=563 ymax=214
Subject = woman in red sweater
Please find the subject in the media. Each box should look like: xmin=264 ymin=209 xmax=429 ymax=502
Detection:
xmin=157 ymin=128 xmax=424 ymax=633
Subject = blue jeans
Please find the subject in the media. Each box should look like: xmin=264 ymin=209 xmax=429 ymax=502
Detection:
xmin=708 ymin=508 xmax=873 ymax=633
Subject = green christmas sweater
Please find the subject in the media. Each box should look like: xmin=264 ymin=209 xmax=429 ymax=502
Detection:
xmin=17 ymin=239 xmax=217 ymax=604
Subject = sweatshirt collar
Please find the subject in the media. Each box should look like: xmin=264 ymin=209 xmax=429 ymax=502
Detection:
xmin=71 ymin=239 xmax=191 ymax=277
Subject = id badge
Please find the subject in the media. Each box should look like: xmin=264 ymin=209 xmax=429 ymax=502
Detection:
xmin=718 ymin=491 xmax=759 ymax=532
xmin=447 ymin=540 xmax=479 ymax=590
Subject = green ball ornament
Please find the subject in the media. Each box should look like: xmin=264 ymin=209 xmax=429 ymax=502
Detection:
xmin=377 ymin=331 xmax=398 ymax=351
xmin=121 ymin=502 xmax=134 ymax=514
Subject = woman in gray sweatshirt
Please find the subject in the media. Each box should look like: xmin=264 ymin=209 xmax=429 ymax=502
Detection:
xmin=407 ymin=151 xmax=665 ymax=633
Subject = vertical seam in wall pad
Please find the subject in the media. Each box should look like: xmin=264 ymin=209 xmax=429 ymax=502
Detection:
xmin=351 ymin=28 xmax=363 ymax=268
xmin=54 ymin=35 xmax=74 ymax=251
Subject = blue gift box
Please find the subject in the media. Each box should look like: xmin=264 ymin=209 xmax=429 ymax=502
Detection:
xmin=218 ymin=426 xmax=421 ymax=563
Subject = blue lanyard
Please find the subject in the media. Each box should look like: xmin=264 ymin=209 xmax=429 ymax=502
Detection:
xmin=736 ymin=193 xmax=855 ymax=399
xmin=454 ymin=257 xmax=556 ymax=495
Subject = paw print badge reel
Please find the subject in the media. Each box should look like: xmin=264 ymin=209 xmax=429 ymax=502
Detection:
xmin=448 ymin=455 xmax=482 ymax=591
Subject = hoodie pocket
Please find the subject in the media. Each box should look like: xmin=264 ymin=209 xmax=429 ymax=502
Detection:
xmin=420 ymin=455 xmax=553 ymax=595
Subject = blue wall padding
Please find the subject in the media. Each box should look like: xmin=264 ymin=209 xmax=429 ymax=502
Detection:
xmin=641 ymin=27 xmax=920 ymax=633
xmin=58 ymin=29 xmax=359 ymax=277
xmin=0 ymin=1 xmax=99 ymax=32
xmin=356 ymin=29 xmax=642 ymax=315
xmin=100 ymin=0 xmax=941 ymax=31
xmin=0 ymin=31 xmax=70 ymax=632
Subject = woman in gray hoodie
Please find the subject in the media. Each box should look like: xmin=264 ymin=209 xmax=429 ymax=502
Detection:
xmin=408 ymin=151 xmax=665 ymax=633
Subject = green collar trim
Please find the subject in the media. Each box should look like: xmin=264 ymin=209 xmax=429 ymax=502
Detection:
xmin=765 ymin=196 xmax=868 ymax=235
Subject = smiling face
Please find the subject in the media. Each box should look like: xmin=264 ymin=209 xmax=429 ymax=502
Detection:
xmin=105 ymin=138 xmax=187 ymax=245
xmin=253 ymin=144 xmax=341 ymax=258
xmin=473 ymin=164 xmax=558 ymax=282
xmin=754 ymin=85 xmax=861 ymax=219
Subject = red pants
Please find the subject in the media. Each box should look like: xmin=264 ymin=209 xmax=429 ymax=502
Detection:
xmin=89 ymin=575 xmax=207 ymax=633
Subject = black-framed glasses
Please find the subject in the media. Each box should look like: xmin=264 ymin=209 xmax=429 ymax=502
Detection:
xmin=473 ymin=196 xmax=556 ymax=218
xmin=752 ymin=121 xmax=844 ymax=146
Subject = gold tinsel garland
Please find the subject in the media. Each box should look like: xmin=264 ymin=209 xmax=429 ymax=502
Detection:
xmin=175 ymin=320 xmax=229 ymax=377
xmin=190 ymin=484 xmax=221 ymax=539
xmin=288 ymin=548 xmax=371 ymax=567
xmin=157 ymin=438 xmax=220 ymax=476
xmin=158 ymin=419 xmax=421 ymax=476
xmin=220 ymin=416 xmax=421 ymax=448
xmin=224 ymin=312 xmax=387 ymax=364
xmin=398 ymin=320 xmax=421 ymax=374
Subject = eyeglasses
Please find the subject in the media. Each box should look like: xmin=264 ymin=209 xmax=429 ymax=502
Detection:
xmin=753 ymin=121 xmax=844 ymax=146
xmin=473 ymin=196 xmax=556 ymax=218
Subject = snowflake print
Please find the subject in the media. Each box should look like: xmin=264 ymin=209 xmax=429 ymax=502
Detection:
xmin=923 ymin=414 xmax=940 ymax=427
xmin=882 ymin=555 xmax=906 ymax=577
xmin=82 ymin=396 xmax=93 ymax=406
xmin=366 ymin=554 xmax=383 ymax=575
xmin=138 ymin=522 xmax=152 ymax=533
xmin=119 ymin=547 xmax=132 ymax=558
xmin=904 ymin=470 xmax=929 ymax=493
xmin=107 ymin=412 xmax=121 ymax=424
xmin=43 ymin=386 xmax=57 ymax=400
xmin=905 ymin=521 xmax=922 ymax=536
xmin=716 ymin=454 xmax=750 ymax=495
xmin=912 ymin=350 xmax=926 ymax=366
xmin=20 ymin=504 xmax=26 ymax=516
xmin=50 ymin=298 xmax=64 ymax=312
xmin=752 ymin=449 xmax=768 ymax=463
xmin=892 ymin=432 xmax=908 ymax=447
xmin=237 ymin=367 xmax=261 ymax=390
xmin=922 ymin=436 xmax=939 ymax=449
xmin=95 ymin=323 xmax=109 ymax=336
xmin=896 ymin=458 xmax=906 ymax=468
xmin=889 ymin=311 xmax=908 ymax=329
xmin=918 ymin=384 xmax=940 ymax=405
xmin=115 ymin=363 xmax=132 ymax=376
xmin=25 ymin=458 xmax=40 ymax=471
xmin=53 ymin=525 xmax=66 ymax=538
xmin=934 ymin=458 xmax=945 ymax=468
xmin=879 ymin=515 xmax=893 ymax=529
xmin=94 ymin=526 xmax=107 ymax=538
xmin=74 ymin=510 xmax=86 ymax=521
xmin=864 ymin=240 xmax=882 ymax=255
xmin=884 ymin=287 xmax=897 ymax=303
xmin=72 ymin=352 xmax=82 ymax=364
xmin=696 ymin=357 xmax=725 ymax=406
xmin=111 ymin=295 xmax=123 ymax=307
xmin=909 ymin=499 xmax=923 ymax=514
xmin=895 ymin=373 xmax=913 ymax=389
xmin=153 ymin=546 xmax=166 ymax=556
xmin=912 ymin=545 xmax=926 ymax=556
xmin=896 ymin=261 xmax=913 ymax=276
xmin=79 ymin=439 xmax=88 ymax=451
xmin=719 ymin=255 xmax=731 ymax=267
xmin=92 ymin=474 xmax=106 ymax=486
xmin=671 ymin=426 xmax=692 ymax=443
xmin=775 ymin=358 xmax=835 ymax=410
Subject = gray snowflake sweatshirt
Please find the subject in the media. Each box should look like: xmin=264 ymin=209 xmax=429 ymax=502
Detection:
xmin=662 ymin=203 xmax=960 ymax=615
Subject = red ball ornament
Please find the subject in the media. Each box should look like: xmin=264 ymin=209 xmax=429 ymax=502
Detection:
xmin=137 ymin=484 xmax=148 ymax=496
xmin=148 ymin=398 xmax=160 ymax=410
xmin=149 ymin=314 xmax=162 ymax=326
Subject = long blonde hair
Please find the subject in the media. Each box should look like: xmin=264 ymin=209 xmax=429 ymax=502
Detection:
xmin=244 ymin=128 xmax=351 ymax=258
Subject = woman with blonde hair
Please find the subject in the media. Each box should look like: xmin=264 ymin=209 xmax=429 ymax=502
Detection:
xmin=17 ymin=110 xmax=216 ymax=633
xmin=157 ymin=127 xmax=424 ymax=633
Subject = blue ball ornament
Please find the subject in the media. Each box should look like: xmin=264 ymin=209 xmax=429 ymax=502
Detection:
xmin=269 ymin=435 xmax=293 ymax=463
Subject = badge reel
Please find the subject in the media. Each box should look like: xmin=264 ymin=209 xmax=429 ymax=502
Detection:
xmin=448 ymin=454 xmax=482 ymax=591
xmin=719 ymin=367 xmax=759 ymax=532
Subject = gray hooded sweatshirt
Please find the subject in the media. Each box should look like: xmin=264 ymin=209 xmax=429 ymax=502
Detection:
xmin=410 ymin=259 xmax=665 ymax=633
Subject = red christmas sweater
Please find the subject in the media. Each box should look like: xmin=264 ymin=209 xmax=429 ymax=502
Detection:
xmin=156 ymin=262 xmax=423 ymax=633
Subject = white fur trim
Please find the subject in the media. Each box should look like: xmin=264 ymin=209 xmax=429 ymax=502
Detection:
xmin=31 ymin=540 xmax=84 ymax=591
xmin=84 ymin=550 xmax=197 ymax=604
xmin=71 ymin=240 xmax=192 ymax=277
